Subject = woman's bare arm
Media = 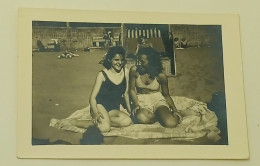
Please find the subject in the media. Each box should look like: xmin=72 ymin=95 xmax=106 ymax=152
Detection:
xmin=123 ymin=68 xmax=131 ymax=114
xmin=129 ymin=66 xmax=139 ymax=110
xmin=89 ymin=72 xmax=104 ymax=112
xmin=158 ymin=73 xmax=178 ymax=112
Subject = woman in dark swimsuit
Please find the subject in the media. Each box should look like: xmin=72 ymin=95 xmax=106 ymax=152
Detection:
xmin=57 ymin=46 xmax=132 ymax=132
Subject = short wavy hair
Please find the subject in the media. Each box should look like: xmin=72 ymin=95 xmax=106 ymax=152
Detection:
xmin=103 ymin=46 xmax=126 ymax=69
xmin=137 ymin=47 xmax=163 ymax=78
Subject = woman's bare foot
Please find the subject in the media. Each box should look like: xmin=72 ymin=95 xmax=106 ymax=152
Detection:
xmin=55 ymin=119 xmax=77 ymax=129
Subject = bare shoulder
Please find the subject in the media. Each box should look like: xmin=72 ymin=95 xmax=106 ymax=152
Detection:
xmin=96 ymin=70 xmax=105 ymax=81
xmin=124 ymin=67 xmax=130 ymax=74
xmin=124 ymin=67 xmax=130 ymax=78
xmin=130 ymin=65 xmax=137 ymax=71
xmin=157 ymin=72 xmax=168 ymax=83
xmin=102 ymin=68 xmax=108 ymax=73
xmin=129 ymin=66 xmax=138 ymax=78
xmin=129 ymin=66 xmax=137 ymax=73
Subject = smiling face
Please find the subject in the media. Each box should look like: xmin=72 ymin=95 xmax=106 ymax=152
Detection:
xmin=110 ymin=54 xmax=124 ymax=73
xmin=138 ymin=54 xmax=149 ymax=71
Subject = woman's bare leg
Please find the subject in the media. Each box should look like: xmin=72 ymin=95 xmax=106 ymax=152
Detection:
xmin=56 ymin=104 xmax=111 ymax=132
xmin=108 ymin=110 xmax=132 ymax=127
xmin=155 ymin=105 xmax=179 ymax=128
xmin=92 ymin=104 xmax=111 ymax=132
xmin=135 ymin=108 xmax=156 ymax=124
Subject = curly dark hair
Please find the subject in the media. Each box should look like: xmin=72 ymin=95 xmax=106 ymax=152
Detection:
xmin=80 ymin=125 xmax=104 ymax=145
xmin=103 ymin=46 xmax=126 ymax=69
xmin=136 ymin=47 xmax=163 ymax=79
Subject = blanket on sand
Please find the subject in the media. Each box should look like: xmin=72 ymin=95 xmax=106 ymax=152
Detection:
xmin=50 ymin=96 xmax=221 ymax=142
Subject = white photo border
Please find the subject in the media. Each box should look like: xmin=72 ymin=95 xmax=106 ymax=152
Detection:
xmin=17 ymin=8 xmax=249 ymax=159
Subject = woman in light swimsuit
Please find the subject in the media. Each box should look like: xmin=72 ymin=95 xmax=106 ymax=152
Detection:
xmin=129 ymin=47 xmax=181 ymax=128
xmin=57 ymin=46 xmax=132 ymax=132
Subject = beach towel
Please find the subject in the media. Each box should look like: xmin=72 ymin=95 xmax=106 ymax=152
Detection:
xmin=49 ymin=96 xmax=221 ymax=142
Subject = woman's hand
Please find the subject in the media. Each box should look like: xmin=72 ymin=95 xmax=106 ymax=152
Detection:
xmin=91 ymin=110 xmax=104 ymax=125
xmin=171 ymin=109 xmax=183 ymax=123
xmin=132 ymin=105 xmax=140 ymax=116
xmin=174 ymin=111 xmax=183 ymax=122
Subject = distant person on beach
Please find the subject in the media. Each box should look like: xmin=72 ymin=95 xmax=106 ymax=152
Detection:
xmin=174 ymin=37 xmax=181 ymax=48
xmin=135 ymin=35 xmax=153 ymax=55
xmin=103 ymin=33 xmax=110 ymax=47
xmin=56 ymin=46 xmax=132 ymax=132
xmin=129 ymin=47 xmax=182 ymax=128
xmin=180 ymin=38 xmax=189 ymax=48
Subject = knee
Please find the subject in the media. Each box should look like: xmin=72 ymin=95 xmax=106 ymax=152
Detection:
xmin=122 ymin=116 xmax=132 ymax=127
xmin=98 ymin=122 xmax=111 ymax=132
xmin=161 ymin=117 xmax=179 ymax=128
xmin=118 ymin=114 xmax=132 ymax=127
xmin=136 ymin=112 xmax=155 ymax=124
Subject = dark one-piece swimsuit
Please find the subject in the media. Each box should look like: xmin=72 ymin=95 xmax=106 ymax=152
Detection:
xmin=96 ymin=69 xmax=126 ymax=112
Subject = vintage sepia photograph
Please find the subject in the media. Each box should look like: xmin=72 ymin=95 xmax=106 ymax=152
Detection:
xmin=17 ymin=9 xmax=248 ymax=159
xmin=32 ymin=21 xmax=227 ymax=145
